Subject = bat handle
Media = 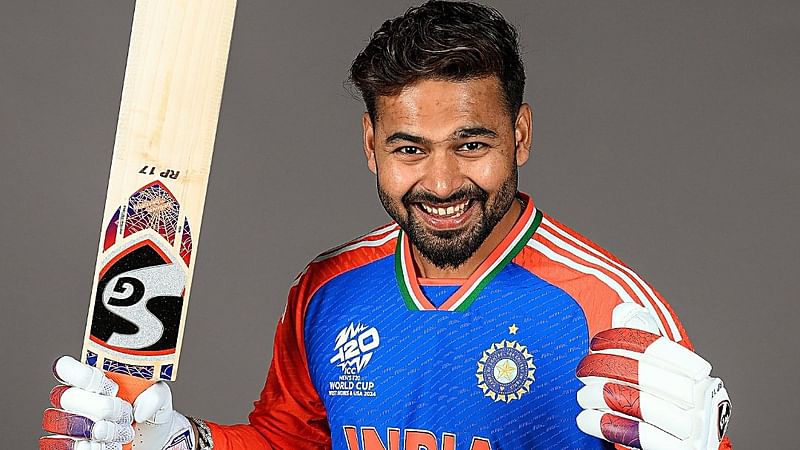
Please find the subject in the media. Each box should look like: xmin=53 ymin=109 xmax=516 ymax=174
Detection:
xmin=104 ymin=372 xmax=156 ymax=450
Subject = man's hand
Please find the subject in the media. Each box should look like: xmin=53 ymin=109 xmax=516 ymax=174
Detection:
xmin=40 ymin=356 xmax=195 ymax=450
xmin=575 ymin=328 xmax=731 ymax=450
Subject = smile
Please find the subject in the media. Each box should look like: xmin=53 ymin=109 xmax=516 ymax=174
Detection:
xmin=413 ymin=199 xmax=477 ymax=231
xmin=419 ymin=200 xmax=471 ymax=218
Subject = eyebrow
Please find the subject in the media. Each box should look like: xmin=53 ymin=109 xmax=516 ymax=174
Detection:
xmin=455 ymin=127 xmax=498 ymax=139
xmin=385 ymin=127 xmax=499 ymax=146
xmin=385 ymin=132 xmax=431 ymax=146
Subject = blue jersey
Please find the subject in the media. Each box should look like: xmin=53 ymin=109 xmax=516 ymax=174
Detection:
xmin=207 ymin=194 xmax=691 ymax=450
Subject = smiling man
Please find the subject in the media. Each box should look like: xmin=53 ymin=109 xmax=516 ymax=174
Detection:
xmin=42 ymin=1 xmax=732 ymax=450
xmin=367 ymin=76 xmax=528 ymax=279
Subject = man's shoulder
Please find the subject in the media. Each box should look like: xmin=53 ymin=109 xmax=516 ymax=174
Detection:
xmin=536 ymin=211 xmax=627 ymax=265
xmin=517 ymin=209 xmax=687 ymax=343
xmin=515 ymin=209 xmax=631 ymax=278
xmin=289 ymin=222 xmax=399 ymax=296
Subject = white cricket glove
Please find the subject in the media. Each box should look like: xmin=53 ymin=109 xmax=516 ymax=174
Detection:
xmin=575 ymin=328 xmax=732 ymax=450
xmin=40 ymin=355 xmax=195 ymax=450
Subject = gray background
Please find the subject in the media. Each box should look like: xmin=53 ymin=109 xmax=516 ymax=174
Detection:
xmin=2 ymin=0 xmax=797 ymax=447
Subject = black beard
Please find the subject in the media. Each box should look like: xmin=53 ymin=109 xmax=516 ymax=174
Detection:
xmin=378 ymin=165 xmax=518 ymax=270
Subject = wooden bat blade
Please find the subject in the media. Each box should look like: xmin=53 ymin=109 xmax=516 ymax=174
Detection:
xmin=81 ymin=0 xmax=237 ymax=384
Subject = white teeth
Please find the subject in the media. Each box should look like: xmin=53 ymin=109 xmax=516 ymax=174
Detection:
xmin=420 ymin=200 xmax=469 ymax=217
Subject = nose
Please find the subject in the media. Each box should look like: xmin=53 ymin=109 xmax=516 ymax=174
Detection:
xmin=420 ymin=151 xmax=463 ymax=200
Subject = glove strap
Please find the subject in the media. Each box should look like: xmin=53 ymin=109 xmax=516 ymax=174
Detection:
xmin=188 ymin=417 xmax=214 ymax=450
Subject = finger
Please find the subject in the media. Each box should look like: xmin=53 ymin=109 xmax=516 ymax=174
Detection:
xmin=133 ymin=381 xmax=171 ymax=423
xmin=42 ymin=409 xmax=92 ymax=439
xmin=591 ymin=328 xmax=711 ymax=379
xmin=40 ymin=436 xmax=121 ymax=450
xmin=42 ymin=409 xmax=134 ymax=443
xmin=53 ymin=356 xmax=118 ymax=397
xmin=577 ymin=410 xmax=691 ymax=450
xmin=577 ymin=353 xmax=696 ymax=407
xmin=577 ymin=409 xmax=641 ymax=449
xmin=50 ymin=386 xmax=132 ymax=423
xmin=577 ymin=383 xmax=693 ymax=439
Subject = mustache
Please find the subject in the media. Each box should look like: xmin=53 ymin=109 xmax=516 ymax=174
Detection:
xmin=402 ymin=185 xmax=488 ymax=206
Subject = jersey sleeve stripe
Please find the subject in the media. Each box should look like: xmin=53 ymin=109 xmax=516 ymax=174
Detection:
xmin=533 ymin=231 xmax=678 ymax=341
xmin=315 ymin=223 xmax=399 ymax=260
xmin=539 ymin=217 xmax=683 ymax=341
xmin=312 ymin=230 xmax=399 ymax=263
xmin=525 ymin=236 xmax=671 ymax=336
xmin=541 ymin=217 xmax=681 ymax=339
xmin=364 ymin=223 xmax=401 ymax=238
xmin=535 ymin=228 xmax=674 ymax=341
xmin=290 ymin=228 xmax=400 ymax=288
xmin=514 ymin=245 xmax=621 ymax=336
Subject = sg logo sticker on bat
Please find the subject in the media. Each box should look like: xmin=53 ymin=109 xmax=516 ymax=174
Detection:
xmin=89 ymin=238 xmax=186 ymax=354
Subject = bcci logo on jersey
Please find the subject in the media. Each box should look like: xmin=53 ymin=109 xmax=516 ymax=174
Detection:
xmin=476 ymin=339 xmax=535 ymax=403
xmin=328 ymin=322 xmax=380 ymax=398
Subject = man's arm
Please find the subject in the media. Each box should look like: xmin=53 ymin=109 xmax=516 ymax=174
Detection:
xmin=204 ymin=276 xmax=330 ymax=449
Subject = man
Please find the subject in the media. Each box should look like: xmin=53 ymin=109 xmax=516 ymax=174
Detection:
xmin=41 ymin=1 xmax=731 ymax=449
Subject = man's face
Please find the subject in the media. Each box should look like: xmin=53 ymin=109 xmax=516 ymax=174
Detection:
xmin=362 ymin=77 xmax=531 ymax=269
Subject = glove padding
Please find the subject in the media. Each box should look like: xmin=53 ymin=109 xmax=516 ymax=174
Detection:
xmin=40 ymin=356 xmax=195 ymax=450
xmin=575 ymin=328 xmax=731 ymax=450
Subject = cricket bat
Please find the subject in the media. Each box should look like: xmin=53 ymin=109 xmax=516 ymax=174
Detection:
xmin=78 ymin=0 xmax=236 ymax=415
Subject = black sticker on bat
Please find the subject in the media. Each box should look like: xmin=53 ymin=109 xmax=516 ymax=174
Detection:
xmin=90 ymin=242 xmax=184 ymax=352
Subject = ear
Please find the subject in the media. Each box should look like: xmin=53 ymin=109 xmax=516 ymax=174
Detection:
xmin=362 ymin=112 xmax=377 ymax=174
xmin=514 ymin=103 xmax=532 ymax=167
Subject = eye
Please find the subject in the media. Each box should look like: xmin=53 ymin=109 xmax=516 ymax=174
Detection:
xmin=459 ymin=142 xmax=487 ymax=152
xmin=394 ymin=146 xmax=424 ymax=156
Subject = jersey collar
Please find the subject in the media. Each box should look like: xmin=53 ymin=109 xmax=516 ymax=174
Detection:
xmin=394 ymin=192 xmax=542 ymax=312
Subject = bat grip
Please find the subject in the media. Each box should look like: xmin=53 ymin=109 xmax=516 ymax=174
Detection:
xmin=104 ymin=372 xmax=156 ymax=450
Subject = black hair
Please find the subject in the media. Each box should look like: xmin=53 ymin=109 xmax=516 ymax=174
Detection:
xmin=349 ymin=0 xmax=525 ymax=122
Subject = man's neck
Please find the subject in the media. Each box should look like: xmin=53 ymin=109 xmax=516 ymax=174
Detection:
xmin=411 ymin=198 xmax=523 ymax=279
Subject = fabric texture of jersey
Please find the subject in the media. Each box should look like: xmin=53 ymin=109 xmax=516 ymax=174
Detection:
xmin=204 ymin=193 xmax=731 ymax=450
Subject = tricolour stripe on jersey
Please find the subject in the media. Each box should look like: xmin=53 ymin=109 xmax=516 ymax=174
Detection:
xmin=395 ymin=193 xmax=541 ymax=312
xmin=540 ymin=217 xmax=681 ymax=341
xmin=395 ymin=233 xmax=430 ymax=311
xmin=527 ymin=222 xmax=681 ymax=341
xmin=446 ymin=208 xmax=541 ymax=312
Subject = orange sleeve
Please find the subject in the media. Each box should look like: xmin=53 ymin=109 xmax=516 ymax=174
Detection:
xmin=202 ymin=228 xmax=397 ymax=449
xmin=205 ymin=277 xmax=330 ymax=450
